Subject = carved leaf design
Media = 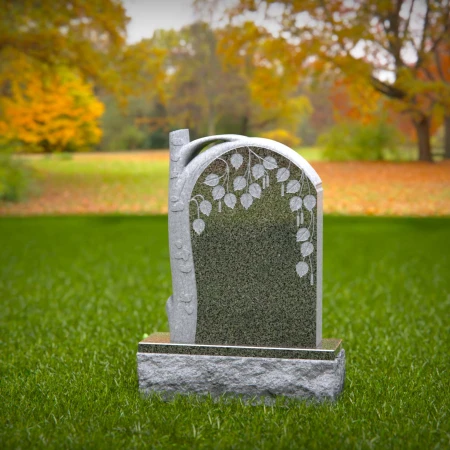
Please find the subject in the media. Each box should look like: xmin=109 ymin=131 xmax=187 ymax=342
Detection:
xmin=171 ymin=201 xmax=184 ymax=212
xmin=286 ymin=180 xmax=301 ymax=194
xmin=212 ymin=185 xmax=225 ymax=200
xmin=180 ymin=294 xmax=193 ymax=303
xmin=296 ymin=227 xmax=311 ymax=242
xmin=193 ymin=219 xmax=205 ymax=235
xmin=296 ymin=261 xmax=309 ymax=278
xmin=230 ymin=153 xmax=244 ymax=169
xmin=263 ymin=156 xmax=278 ymax=170
xmin=224 ymin=193 xmax=237 ymax=209
xmin=204 ymin=173 xmax=220 ymax=186
xmin=249 ymin=183 xmax=262 ymax=198
xmin=179 ymin=263 xmax=192 ymax=273
xmin=252 ymin=164 xmax=265 ymax=180
xmin=303 ymin=194 xmax=316 ymax=211
xmin=301 ymin=242 xmax=314 ymax=257
xmin=240 ymin=193 xmax=253 ymax=210
xmin=199 ymin=200 xmax=212 ymax=216
xmin=290 ymin=196 xmax=302 ymax=211
xmin=233 ymin=176 xmax=247 ymax=191
xmin=276 ymin=168 xmax=290 ymax=182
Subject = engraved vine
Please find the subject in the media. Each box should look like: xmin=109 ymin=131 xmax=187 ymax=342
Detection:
xmin=190 ymin=149 xmax=317 ymax=285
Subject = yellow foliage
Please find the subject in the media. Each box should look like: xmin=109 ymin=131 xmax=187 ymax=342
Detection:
xmin=0 ymin=0 xmax=128 ymax=96
xmin=217 ymin=22 xmax=310 ymax=134
xmin=260 ymin=129 xmax=301 ymax=148
xmin=0 ymin=64 xmax=104 ymax=152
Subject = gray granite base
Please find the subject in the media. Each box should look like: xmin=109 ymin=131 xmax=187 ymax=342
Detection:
xmin=137 ymin=349 xmax=345 ymax=403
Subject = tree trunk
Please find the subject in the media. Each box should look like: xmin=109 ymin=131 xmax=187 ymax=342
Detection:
xmin=444 ymin=115 xmax=450 ymax=160
xmin=241 ymin=115 xmax=249 ymax=136
xmin=207 ymin=102 xmax=216 ymax=135
xmin=413 ymin=116 xmax=433 ymax=162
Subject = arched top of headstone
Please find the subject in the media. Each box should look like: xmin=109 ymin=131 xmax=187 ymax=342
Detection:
xmin=166 ymin=130 xmax=323 ymax=349
xmin=169 ymin=129 xmax=322 ymax=192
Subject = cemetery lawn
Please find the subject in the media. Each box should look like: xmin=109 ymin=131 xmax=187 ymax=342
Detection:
xmin=1 ymin=151 xmax=450 ymax=216
xmin=1 ymin=215 xmax=449 ymax=449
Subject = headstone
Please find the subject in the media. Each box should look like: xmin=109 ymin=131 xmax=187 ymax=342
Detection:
xmin=137 ymin=130 xmax=345 ymax=402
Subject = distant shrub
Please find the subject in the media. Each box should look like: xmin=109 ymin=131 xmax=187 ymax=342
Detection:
xmin=116 ymin=126 xmax=146 ymax=150
xmin=318 ymin=121 xmax=400 ymax=161
xmin=260 ymin=129 xmax=301 ymax=148
xmin=148 ymin=129 xmax=169 ymax=149
xmin=0 ymin=155 xmax=36 ymax=202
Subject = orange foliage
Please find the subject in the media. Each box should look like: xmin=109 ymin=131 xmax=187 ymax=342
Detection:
xmin=217 ymin=22 xmax=309 ymax=134
xmin=0 ymin=0 xmax=128 ymax=96
xmin=0 ymin=63 xmax=104 ymax=152
xmin=328 ymin=75 xmax=435 ymax=141
xmin=329 ymin=76 xmax=383 ymax=125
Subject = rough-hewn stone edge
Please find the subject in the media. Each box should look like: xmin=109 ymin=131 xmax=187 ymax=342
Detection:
xmin=137 ymin=349 xmax=345 ymax=404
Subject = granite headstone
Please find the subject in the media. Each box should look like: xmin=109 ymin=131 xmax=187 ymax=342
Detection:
xmin=137 ymin=130 xmax=344 ymax=402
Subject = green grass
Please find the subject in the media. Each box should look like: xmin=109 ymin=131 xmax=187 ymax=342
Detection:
xmin=295 ymin=147 xmax=324 ymax=161
xmin=1 ymin=215 xmax=449 ymax=449
xmin=20 ymin=156 xmax=170 ymax=212
xmin=30 ymin=157 xmax=169 ymax=193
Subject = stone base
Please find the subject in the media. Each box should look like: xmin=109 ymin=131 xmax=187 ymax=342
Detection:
xmin=137 ymin=335 xmax=345 ymax=403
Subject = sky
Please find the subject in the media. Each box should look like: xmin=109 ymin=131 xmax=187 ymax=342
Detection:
xmin=123 ymin=0 xmax=197 ymax=43
xmin=123 ymin=0 xmax=274 ymax=43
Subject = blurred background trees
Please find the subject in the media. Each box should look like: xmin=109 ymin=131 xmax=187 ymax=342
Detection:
xmin=0 ymin=0 xmax=128 ymax=153
xmin=226 ymin=0 xmax=450 ymax=161
xmin=0 ymin=0 xmax=449 ymax=160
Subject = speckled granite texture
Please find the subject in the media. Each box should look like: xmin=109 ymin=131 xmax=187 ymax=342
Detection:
xmin=190 ymin=147 xmax=318 ymax=348
xmin=137 ymin=349 xmax=345 ymax=403
xmin=138 ymin=333 xmax=342 ymax=360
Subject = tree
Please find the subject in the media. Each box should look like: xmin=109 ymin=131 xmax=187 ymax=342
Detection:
xmin=0 ymin=0 xmax=130 ymax=154
xmin=418 ymin=39 xmax=450 ymax=158
xmin=0 ymin=62 xmax=104 ymax=152
xmin=228 ymin=0 xmax=450 ymax=161
xmin=0 ymin=0 xmax=128 ymax=93
xmin=164 ymin=23 xmax=224 ymax=136
xmin=217 ymin=21 xmax=312 ymax=136
xmin=129 ymin=22 xmax=311 ymax=141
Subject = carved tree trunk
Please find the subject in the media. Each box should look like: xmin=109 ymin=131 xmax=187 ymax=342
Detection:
xmin=444 ymin=115 xmax=450 ymax=160
xmin=413 ymin=116 xmax=433 ymax=162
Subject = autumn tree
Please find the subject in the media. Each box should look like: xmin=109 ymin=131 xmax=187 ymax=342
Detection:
xmin=217 ymin=21 xmax=312 ymax=139
xmin=129 ymin=21 xmax=311 ymax=142
xmin=228 ymin=0 xmax=450 ymax=161
xmin=162 ymin=23 xmax=224 ymax=136
xmin=419 ymin=38 xmax=450 ymax=158
xmin=0 ymin=60 xmax=104 ymax=152
xmin=0 ymin=0 xmax=130 ymax=155
xmin=0 ymin=0 xmax=128 ymax=93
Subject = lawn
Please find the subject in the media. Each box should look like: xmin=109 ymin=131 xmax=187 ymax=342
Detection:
xmin=1 ymin=151 xmax=449 ymax=217
xmin=1 ymin=215 xmax=449 ymax=449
